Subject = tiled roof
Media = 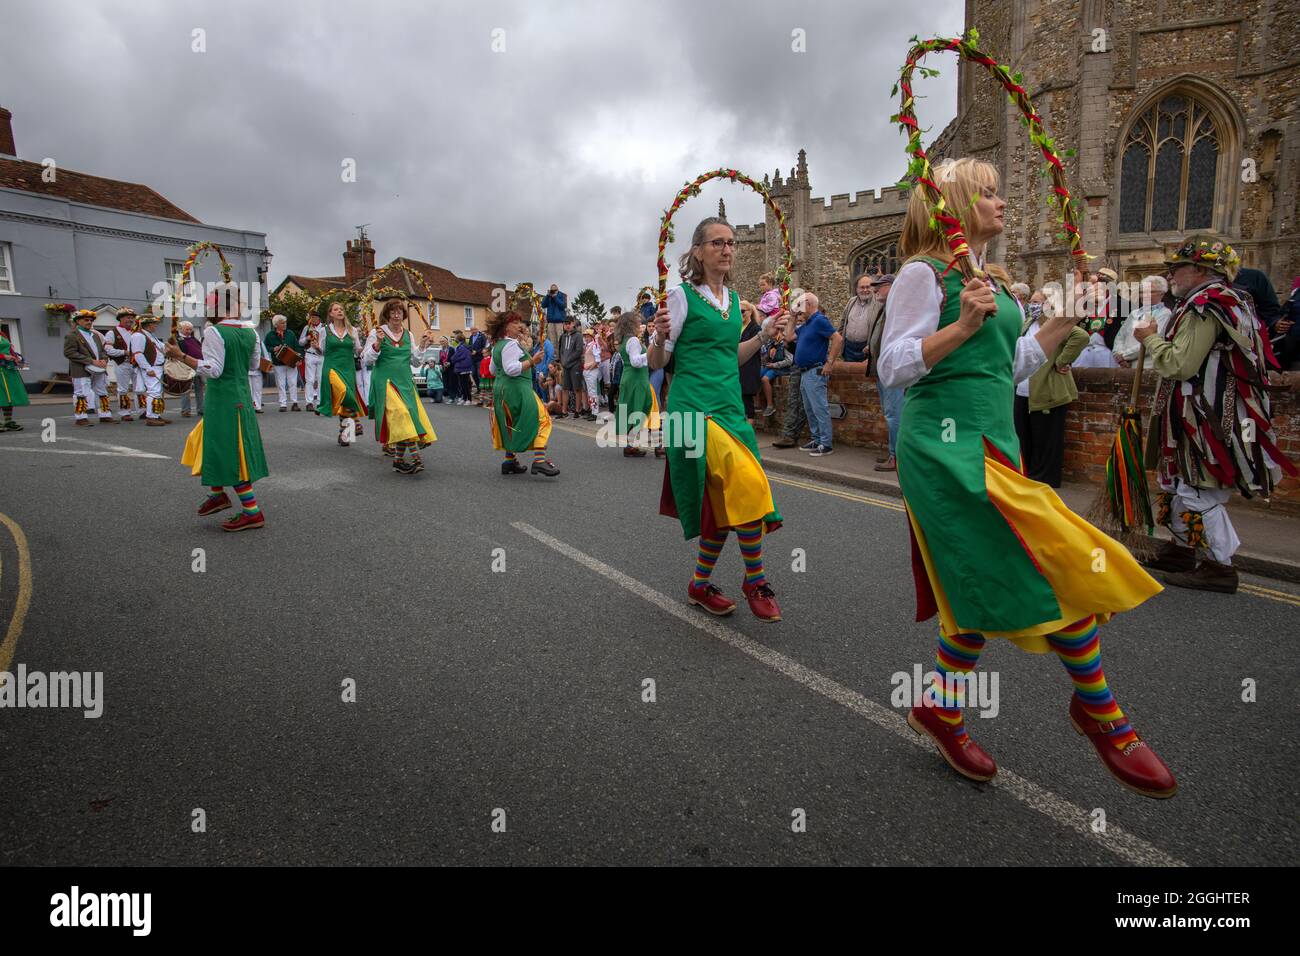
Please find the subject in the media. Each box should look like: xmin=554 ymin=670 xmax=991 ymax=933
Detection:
xmin=279 ymin=275 xmax=348 ymax=297
xmin=0 ymin=157 xmax=200 ymax=223
xmin=285 ymin=258 xmax=503 ymax=306
xmin=375 ymin=257 xmax=503 ymax=306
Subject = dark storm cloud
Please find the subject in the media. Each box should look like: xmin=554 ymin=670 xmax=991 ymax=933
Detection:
xmin=1 ymin=0 xmax=962 ymax=307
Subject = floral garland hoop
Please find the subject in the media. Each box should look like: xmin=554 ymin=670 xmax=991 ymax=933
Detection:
xmin=513 ymin=282 xmax=546 ymax=341
xmin=311 ymin=287 xmax=363 ymax=323
xmin=358 ymin=286 xmax=413 ymax=334
xmin=360 ymin=262 xmax=437 ymax=331
xmin=172 ymin=241 xmax=234 ymax=340
xmin=892 ymin=29 xmax=1088 ymax=279
xmin=657 ymin=168 xmax=794 ymax=308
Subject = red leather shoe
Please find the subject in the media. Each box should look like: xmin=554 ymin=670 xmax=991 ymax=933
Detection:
xmin=907 ymin=705 xmax=997 ymax=782
xmin=197 ymin=493 xmax=232 ymax=516
xmin=221 ymin=511 xmax=265 ymax=533
xmin=741 ymin=579 xmax=782 ymax=622
xmin=687 ymin=581 xmax=736 ymax=616
xmin=1069 ymin=695 xmax=1177 ymax=799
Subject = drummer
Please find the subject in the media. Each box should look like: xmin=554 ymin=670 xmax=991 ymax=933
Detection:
xmin=177 ymin=321 xmax=204 ymax=418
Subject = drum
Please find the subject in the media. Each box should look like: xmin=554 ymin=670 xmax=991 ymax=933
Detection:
xmin=163 ymin=358 xmax=196 ymax=396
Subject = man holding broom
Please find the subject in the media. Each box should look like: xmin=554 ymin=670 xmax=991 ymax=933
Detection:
xmin=1137 ymin=235 xmax=1296 ymax=594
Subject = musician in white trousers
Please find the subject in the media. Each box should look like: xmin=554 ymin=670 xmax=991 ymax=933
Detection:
xmin=265 ymin=314 xmax=300 ymax=411
xmin=130 ymin=314 xmax=168 ymax=425
xmin=102 ymin=307 xmax=138 ymax=420
xmin=299 ymin=312 xmax=324 ymax=411
xmin=65 ymin=310 xmax=114 ymax=425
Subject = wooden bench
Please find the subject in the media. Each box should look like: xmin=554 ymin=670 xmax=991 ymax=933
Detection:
xmin=39 ymin=373 xmax=72 ymax=393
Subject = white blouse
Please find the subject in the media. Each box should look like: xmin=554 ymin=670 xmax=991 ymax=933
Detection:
xmin=624 ymin=336 xmax=647 ymax=368
xmin=658 ymin=282 xmax=731 ymax=353
xmin=877 ymin=260 xmax=1046 ymax=390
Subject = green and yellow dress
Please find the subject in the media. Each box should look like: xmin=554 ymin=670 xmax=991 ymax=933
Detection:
xmin=0 ymin=334 xmax=30 ymax=408
xmin=895 ymin=258 xmax=1159 ymax=650
xmin=317 ymin=324 xmax=366 ymax=418
xmin=181 ymin=322 xmax=269 ymax=485
xmin=659 ymin=283 xmax=780 ymax=540
xmin=489 ymin=338 xmax=552 ymax=451
xmin=617 ymin=335 xmax=659 ymax=435
xmin=367 ymin=327 xmax=435 ymax=448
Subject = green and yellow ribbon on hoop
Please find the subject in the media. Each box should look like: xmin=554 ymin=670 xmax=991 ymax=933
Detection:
xmin=361 ymin=262 xmax=437 ymax=331
xmin=173 ymin=241 xmax=234 ymax=341
xmin=891 ymin=29 xmax=1089 ymax=279
xmin=656 ymin=168 xmax=794 ymax=308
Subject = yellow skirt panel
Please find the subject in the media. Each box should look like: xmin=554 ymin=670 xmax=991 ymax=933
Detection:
xmin=181 ymin=418 xmax=204 ymax=475
xmin=382 ymin=382 xmax=436 ymax=444
xmin=704 ymin=419 xmax=774 ymax=530
xmin=910 ymin=452 xmax=1162 ymax=650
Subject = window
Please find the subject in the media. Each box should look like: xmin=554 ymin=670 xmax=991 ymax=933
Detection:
xmin=0 ymin=242 xmax=15 ymax=293
xmin=160 ymin=258 xmax=197 ymax=316
xmin=848 ymin=235 xmax=899 ymax=295
xmin=1119 ymin=94 xmax=1221 ymax=234
xmin=430 ymin=302 xmax=440 ymax=330
xmin=464 ymin=305 xmax=474 ymax=329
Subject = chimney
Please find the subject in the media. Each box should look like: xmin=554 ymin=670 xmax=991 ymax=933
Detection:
xmin=0 ymin=107 xmax=15 ymax=158
xmin=343 ymin=236 xmax=375 ymax=285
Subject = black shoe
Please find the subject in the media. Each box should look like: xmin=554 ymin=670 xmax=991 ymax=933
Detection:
xmin=1142 ymin=539 xmax=1196 ymax=574
xmin=393 ymin=459 xmax=417 ymax=475
xmin=530 ymin=458 xmax=560 ymax=477
xmin=501 ymin=459 xmax=528 ymax=475
xmin=410 ymin=456 xmax=425 ymax=474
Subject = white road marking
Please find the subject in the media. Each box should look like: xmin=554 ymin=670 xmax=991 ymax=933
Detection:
xmin=512 ymin=520 xmax=1187 ymax=868
xmin=0 ymin=445 xmax=168 ymax=459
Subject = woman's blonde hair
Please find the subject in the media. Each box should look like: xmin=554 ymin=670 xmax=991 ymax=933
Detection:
xmin=898 ymin=157 xmax=1006 ymax=276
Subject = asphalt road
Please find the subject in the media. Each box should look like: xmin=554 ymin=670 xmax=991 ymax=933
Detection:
xmin=0 ymin=399 xmax=1296 ymax=866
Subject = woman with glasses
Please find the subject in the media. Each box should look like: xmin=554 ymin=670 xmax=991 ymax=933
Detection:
xmin=648 ymin=217 xmax=787 ymax=623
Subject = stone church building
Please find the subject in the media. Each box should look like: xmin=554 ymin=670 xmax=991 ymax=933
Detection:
xmin=731 ymin=0 xmax=1298 ymax=309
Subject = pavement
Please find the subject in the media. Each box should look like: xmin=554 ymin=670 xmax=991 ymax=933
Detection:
xmin=0 ymin=398 xmax=1296 ymax=866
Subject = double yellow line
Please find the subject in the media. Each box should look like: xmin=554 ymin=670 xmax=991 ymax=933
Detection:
xmin=0 ymin=512 xmax=33 ymax=673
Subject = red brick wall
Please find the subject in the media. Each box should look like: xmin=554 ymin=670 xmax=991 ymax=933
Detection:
xmin=761 ymin=369 xmax=1300 ymax=504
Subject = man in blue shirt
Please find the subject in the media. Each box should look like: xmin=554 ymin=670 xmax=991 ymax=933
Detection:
xmin=542 ymin=284 xmax=567 ymax=349
xmin=786 ymin=292 xmax=841 ymax=456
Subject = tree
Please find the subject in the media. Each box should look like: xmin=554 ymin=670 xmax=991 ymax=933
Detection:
xmin=264 ymin=289 xmax=316 ymax=334
xmin=571 ymin=288 xmax=605 ymax=327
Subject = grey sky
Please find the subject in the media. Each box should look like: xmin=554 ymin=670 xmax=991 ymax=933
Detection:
xmin=2 ymin=0 xmax=963 ymax=309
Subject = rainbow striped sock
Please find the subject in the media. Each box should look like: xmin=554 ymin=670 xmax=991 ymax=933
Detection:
xmin=505 ymin=451 xmax=516 ymax=461
xmin=693 ymin=532 xmax=726 ymax=586
xmin=233 ymin=481 xmax=259 ymax=517
xmin=1047 ymin=616 xmax=1137 ymax=750
xmin=932 ymin=631 xmax=986 ymax=743
xmin=208 ymin=486 xmax=225 ymax=501
xmin=735 ymin=521 xmax=766 ymax=587
xmin=533 ymin=448 xmax=546 ymax=463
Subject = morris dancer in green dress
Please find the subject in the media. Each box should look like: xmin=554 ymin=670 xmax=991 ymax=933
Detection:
xmin=487 ymin=311 xmax=559 ymax=476
xmin=613 ymin=312 xmax=659 ymax=458
xmin=879 ymin=157 xmax=1175 ymax=797
xmin=167 ymin=284 xmax=269 ymax=532
xmin=649 ymin=217 xmax=787 ymax=623
xmin=363 ymin=298 xmax=436 ymax=476
xmin=316 ymin=300 xmax=367 ymax=446
xmin=0 ymin=330 xmax=30 ymax=430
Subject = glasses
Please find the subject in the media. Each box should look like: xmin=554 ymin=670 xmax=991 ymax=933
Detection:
xmin=703 ymin=239 xmax=737 ymax=250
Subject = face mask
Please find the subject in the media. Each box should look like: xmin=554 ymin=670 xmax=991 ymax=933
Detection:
xmin=1027 ymin=302 xmax=1043 ymax=322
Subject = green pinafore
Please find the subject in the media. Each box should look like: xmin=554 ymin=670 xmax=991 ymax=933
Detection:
xmin=659 ymin=283 xmax=780 ymax=540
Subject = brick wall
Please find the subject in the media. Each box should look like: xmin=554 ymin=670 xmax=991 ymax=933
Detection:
xmin=761 ymin=367 xmax=1300 ymax=505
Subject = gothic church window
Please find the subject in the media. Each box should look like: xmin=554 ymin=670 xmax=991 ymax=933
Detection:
xmin=1119 ymin=93 xmax=1221 ymax=234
